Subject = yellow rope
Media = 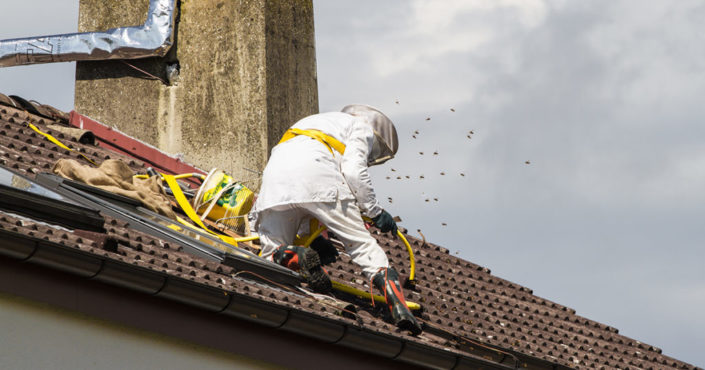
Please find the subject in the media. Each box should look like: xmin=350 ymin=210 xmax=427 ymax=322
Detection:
xmin=28 ymin=123 xmax=98 ymax=166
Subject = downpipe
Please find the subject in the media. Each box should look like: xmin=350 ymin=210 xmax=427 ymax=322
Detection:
xmin=0 ymin=0 xmax=176 ymax=67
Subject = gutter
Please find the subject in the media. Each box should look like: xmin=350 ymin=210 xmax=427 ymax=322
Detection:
xmin=0 ymin=227 xmax=514 ymax=370
xmin=0 ymin=0 xmax=177 ymax=67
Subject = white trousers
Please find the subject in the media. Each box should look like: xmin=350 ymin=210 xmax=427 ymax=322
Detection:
xmin=256 ymin=199 xmax=389 ymax=279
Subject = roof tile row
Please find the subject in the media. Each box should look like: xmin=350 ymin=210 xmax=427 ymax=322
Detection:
xmin=0 ymin=97 xmax=699 ymax=369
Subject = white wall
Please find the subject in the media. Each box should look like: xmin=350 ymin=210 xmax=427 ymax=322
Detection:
xmin=0 ymin=292 xmax=278 ymax=370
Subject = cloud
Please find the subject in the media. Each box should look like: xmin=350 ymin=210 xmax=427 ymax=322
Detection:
xmin=317 ymin=2 xmax=705 ymax=364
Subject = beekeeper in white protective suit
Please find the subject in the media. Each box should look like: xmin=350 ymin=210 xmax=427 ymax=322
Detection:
xmin=251 ymin=104 xmax=422 ymax=335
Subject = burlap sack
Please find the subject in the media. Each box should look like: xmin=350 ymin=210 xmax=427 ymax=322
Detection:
xmin=52 ymin=159 xmax=176 ymax=219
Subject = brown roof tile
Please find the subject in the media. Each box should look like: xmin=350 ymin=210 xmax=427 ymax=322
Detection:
xmin=0 ymin=96 xmax=700 ymax=370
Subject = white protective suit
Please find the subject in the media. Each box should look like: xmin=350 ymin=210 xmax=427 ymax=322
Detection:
xmin=252 ymin=111 xmax=390 ymax=278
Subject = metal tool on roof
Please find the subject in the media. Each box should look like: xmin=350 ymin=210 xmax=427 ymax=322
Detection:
xmin=0 ymin=0 xmax=176 ymax=67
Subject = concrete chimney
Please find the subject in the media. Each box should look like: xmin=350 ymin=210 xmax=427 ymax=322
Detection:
xmin=74 ymin=0 xmax=318 ymax=189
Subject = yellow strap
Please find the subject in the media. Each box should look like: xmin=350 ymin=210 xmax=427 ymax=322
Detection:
xmin=278 ymin=128 xmax=346 ymax=155
xmin=28 ymin=123 xmax=98 ymax=166
xmin=163 ymin=174 xmax=243 ymax=246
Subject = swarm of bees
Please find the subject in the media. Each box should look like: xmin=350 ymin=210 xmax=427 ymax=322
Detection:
xmin=378 ymin=107 xmax=491 ymax=232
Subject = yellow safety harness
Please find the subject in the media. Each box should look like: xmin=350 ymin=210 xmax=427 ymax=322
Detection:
xmin=278 ymin=128 xmax=346 ymax=155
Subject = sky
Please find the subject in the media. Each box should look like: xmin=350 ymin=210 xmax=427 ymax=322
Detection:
xmin=1 ymin=1 xmax=703 ymax=366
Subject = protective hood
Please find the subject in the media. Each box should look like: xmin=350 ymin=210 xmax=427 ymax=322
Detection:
xmin=341 ymin=104 xmax=398 ymax=166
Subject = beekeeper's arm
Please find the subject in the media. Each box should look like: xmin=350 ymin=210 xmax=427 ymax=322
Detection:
xmin=340 ymin=123 xmax=383 ymax=218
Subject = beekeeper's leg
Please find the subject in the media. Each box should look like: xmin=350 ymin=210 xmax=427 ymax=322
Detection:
xmin=256 ymin=205 xmax=333 ymax=293
xmin=302 ymin=199 xmax=389 ymax=279
xmin=255 ymin=205 xmax=302 ymax=260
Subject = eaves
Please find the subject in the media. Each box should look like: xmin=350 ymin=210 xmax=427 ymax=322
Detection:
xmin=0 ymin=226 xmax=516 ymax=370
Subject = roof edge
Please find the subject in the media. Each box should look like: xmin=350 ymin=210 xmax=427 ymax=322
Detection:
xmin=0 ymin=227 xmax=516 ymax=370
xmin=68 ymin=111 xmax=205 ymax=187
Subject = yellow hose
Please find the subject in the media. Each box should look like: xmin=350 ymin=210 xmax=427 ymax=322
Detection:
xmin=396 ymin=230 xmax=416 ymax=282
xmin=331 ymin=280 xmax=421 ymax=311
xmin=361 ymin=216 xmax=416 ymax=283
xmin=233 ymin=235 xmax=260 ymax=243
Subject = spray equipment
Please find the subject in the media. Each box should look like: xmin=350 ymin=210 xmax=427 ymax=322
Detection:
xmin=191 ymin=168 xmax=255 ymax=233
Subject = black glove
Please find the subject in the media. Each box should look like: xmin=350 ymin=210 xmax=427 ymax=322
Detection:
xmin=372 ymin=210 xmax=397 ymax=234
xmin=310 ymin=236 xmax=339 ymax=265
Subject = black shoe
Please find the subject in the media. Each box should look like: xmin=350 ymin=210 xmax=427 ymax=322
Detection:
xmin=310 ymin=235 xmax=339 ymax=265
xmin=273 ymin=245 xmax=332 ymax=293
xmin=372 ymin=267 xmax=423 ymax=335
